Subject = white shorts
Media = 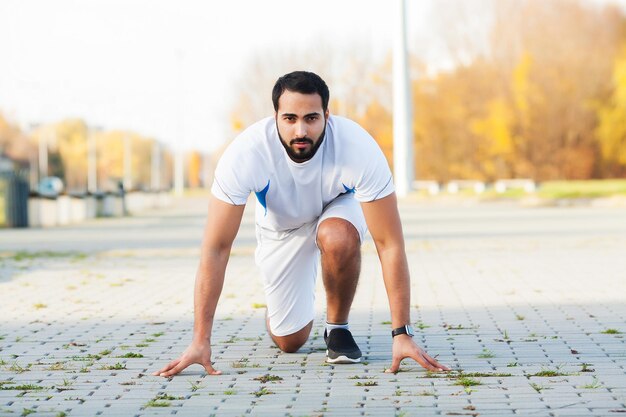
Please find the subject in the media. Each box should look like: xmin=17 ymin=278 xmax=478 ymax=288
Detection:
xmin=254 ymin=193 xmax=367 ymax=336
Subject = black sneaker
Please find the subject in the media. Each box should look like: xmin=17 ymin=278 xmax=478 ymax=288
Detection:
xmin=324 ymin=328 xmax=362 ymax=364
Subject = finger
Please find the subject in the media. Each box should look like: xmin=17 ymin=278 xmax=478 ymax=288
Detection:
xmin=385 ymin=356 xmax=402 ymax=374
xmin=152 ymin=358 xmax=181 ymax=376
xmin=413 ymin=352 xmax=441 ymax=372
xmin=422 ymin=352 xmax=451 ymax=371
xmin=203 ymin=362 xmax=222 ymax=376
xmin=160 ymin=360 xmax=189 ymax=377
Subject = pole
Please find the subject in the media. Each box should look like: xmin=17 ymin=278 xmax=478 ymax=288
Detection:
xmin=174 ymin=150 xmax=184 ymax=196
xmin=392 ymin=0 xmax=414 ymax=197
xmin=151 ymin=141 xmax=160 ymax=191
xmin=87 ymin=126 xmax=98 ymax=194
xmin=38 ymin=127 xmax=48 ymax=182
xmin=123 ymin=133 xmax=132 ymax=191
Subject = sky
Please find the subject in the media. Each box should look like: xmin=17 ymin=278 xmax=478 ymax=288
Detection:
xmin=1 ymin=0 xmax=624 ymax=152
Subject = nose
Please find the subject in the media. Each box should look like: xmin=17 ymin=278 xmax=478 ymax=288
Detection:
xmin=294 ymin=121 xmax=307 ymax=138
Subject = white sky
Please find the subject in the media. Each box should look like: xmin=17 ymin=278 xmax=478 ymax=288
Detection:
xmin=0 ymin=0 xmax=624 ymax=152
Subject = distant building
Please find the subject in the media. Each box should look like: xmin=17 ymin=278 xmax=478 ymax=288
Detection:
xmin=0 ymin=153 xmax=14 ymax=173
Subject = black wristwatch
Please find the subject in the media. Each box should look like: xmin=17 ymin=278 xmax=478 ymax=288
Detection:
xmin=391 ymin=324 xmax=415 ymax=338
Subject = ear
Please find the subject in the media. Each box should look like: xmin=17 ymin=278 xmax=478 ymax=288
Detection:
xmin=324 ymin=109 xmax=330 ymax=119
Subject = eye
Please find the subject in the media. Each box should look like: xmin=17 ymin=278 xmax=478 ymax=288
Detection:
xmin=307 ymin=115 xmax=318 ymax=121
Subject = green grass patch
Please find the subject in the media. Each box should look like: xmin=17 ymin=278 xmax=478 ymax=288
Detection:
xmin=117 ymin=352 xmax=143 ymax=358
xmin=538 ymin=179 xmax=626 ymax=199
xmin=0 ymin=384 xmax=46 ymax=391
xmin=0 ymin=251 xmax=87 ymax=262
xmin=253 ymin=374 xmax=283 ymax=383
xmin=580 ymin=376 xmax=602 ymax=389
xmin=601 ymin=328 xmax=621 ymax=335
xmin=477 ymin=349 xmax=496 ymax=358
xmin=99 ymin=362 xmax=126 ymax=370
xmin=355 ymin=381 xmax=378 ymax=386
xmin=529 ymin=382 xmax=550 ymax=393
xmin=251 ymin=387 xmax=274 ymax=397
xmin=529 ymin=368 xmax=571 ymax=377
xmin=453 ymin=377 xmax=481 ymax=387
xmin=458 ymin=371 xmax=512 ymax=378
xmin=145 ymin=400 xmax=170 ymax=407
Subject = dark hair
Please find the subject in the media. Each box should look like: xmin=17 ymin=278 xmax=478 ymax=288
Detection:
xmin=272 ymin=71 xmax=330 ymax=112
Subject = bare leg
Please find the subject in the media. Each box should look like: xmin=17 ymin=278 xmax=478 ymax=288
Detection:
xmin=316 ymin=218 xmax=361 ymax=324
xmin=265 ymin=316 xmax=313 ymax=353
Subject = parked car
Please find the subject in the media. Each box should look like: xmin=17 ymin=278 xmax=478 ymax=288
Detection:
xmin=38 ymin=176 xmax=64 ymax=198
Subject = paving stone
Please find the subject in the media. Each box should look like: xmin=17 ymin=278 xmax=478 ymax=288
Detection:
xmin=1 ymin=197 xmax=625 ymax=415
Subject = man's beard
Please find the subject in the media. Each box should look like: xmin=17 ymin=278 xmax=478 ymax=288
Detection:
xmin=277 ymin=123 xmax=326 ymax=162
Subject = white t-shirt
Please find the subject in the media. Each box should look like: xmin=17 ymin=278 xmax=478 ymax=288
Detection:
xmin=211 ymin=115 xmax=395 ymax=232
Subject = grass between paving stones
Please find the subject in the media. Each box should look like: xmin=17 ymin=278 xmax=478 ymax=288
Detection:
xmin=47 ymin=362 xmax=69 ymax=371
xmin=0 ymin=383 xmax=47 ymax=391
xmin=453 ymin=377 xmax=482 ymax=387
xmin=580 ymin=363 xmax=595 ymax=372
xmin=355 ymin=381 xmax=378 ymax=387
xmin=231 ymin=358 xmax=261 ymax=368
xmin=253 ymin=374 xmax=283 ymax=383
xmin=442 ymin=323 xmax=478 ymax=331
xmin=251 ymin=387 xmax=274 ymax=397
xmin=7 ymin=362 xmax=30 ymax=373
xmin=145 ymin=393 xmax=185 ymax=407
xmin=99 ymin=362 xmax=126 ymax=370
xmin=601 ymin=328 xmax=622 ymax=334
xmin=528 ymin=367 xmax=572 ymax=377
xmin=529 ymin=382 xmax=551 ymax=393
xmin=476 ymin=349 xmax=496 ymax=358
xmin=580 ymin=376 xmax=602 ymax=389
xmin=189 ymin=381 xmax=202 ymax=392
xmin=116 ymin=352 xmax=143 ymax=358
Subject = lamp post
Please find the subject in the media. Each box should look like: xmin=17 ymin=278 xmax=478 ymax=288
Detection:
xmin=393 ymin=0 xmax=414 ymax=197
xmin=38 ymin=126 xmax=49 ymax=183
xmin=123 ymin=133 xmax=132 ymax=191
xmin=87 ymin=125 xmax=102 ymax=194
xmin=151 ymin=141 xmax=161 ymax=191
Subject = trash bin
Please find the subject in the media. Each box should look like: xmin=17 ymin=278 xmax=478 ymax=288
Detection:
xmin=5 ymin=173 xmax=29 ymax=228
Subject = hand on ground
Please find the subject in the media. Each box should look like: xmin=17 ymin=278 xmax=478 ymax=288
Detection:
xmin=386 ymin=335 xmax=451 ymax=373
xmin=152 ymin=340 xmax=221 ymax=377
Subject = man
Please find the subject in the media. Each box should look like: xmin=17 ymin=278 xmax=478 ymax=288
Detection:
xmin=154 ymin=71 xmax=449 ymax=377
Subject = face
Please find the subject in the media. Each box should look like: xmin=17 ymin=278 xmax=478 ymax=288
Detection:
xmin=275 ymin=90 xmax=329 ymax=162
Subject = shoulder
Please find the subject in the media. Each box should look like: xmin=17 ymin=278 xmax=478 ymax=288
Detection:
xmin=328 ymin=115 xmax=370 ymax=136
xmin=220 ymin=117 xmax=275 ymax=161
xmin=327 ymin=115 xmax=381 ymax=157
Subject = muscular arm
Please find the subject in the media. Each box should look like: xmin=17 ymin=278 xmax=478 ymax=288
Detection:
xmin=154 ymin=196 xmax=245 ymax=377
xmin=361 ymin=192 xmax=449 ymax=373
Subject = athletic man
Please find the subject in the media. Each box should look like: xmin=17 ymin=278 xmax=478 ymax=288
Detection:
xmin=154 ymin=71 xmax=449 ymax=377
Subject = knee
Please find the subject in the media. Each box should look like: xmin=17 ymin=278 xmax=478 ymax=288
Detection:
xmin=274 ymin=338 xmax=306 ymax=353
xmin=317 ymin=218 xmax=360 ymax=256
xmin=270 ymin=321 xmax=312 ymax=353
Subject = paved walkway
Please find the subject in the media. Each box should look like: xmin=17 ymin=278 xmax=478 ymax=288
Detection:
xmin=1 ymin=195 xmax=625 ymax=416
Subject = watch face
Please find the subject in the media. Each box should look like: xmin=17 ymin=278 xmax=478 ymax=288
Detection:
xmin=406 ymin=325 xmax=415 ymax=337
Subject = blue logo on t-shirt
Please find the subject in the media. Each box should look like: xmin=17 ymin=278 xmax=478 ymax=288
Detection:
xmin=342 ymin=183 xmax=356 ymax=194
xmin=255 ymin=180 xmax=270 ymax=216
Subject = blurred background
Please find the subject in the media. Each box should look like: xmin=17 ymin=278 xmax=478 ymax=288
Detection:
xmin=1 ymin=0 xmax=626 ymax=227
